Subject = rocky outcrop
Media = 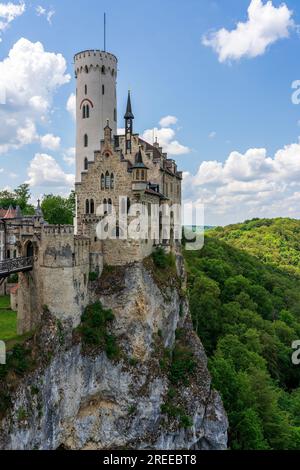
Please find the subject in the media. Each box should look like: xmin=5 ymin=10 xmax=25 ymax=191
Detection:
xmin=0 ymin=259 xmax=228 ymax=450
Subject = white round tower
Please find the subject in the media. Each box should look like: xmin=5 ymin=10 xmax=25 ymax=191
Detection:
xmin=74 ymin=50 xmax=118 ymax=182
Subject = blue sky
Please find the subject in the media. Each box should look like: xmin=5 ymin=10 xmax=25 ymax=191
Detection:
xmin=1 ymin=0 xmax=300 ymax=225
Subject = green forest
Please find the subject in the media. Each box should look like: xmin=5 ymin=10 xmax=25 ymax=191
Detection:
xmin=184 ymin=218 xmax=300 ymax=450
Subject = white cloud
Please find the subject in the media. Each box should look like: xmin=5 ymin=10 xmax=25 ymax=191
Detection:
xmin=202 ymin=0 xmax=294 ymax=63
xmin=0 ymin=38 xmax=70 ymax=153
xmin=142 ymin=116 xmax=190 ymax=156
xmin=209 ymin=131 xmax=217 ymax=139
xmin=35 ymin=5 xmax=55 ymax=24
xmin=159 ymin=115 xmax=178 ymax=127
xmin=66 ymin=93 xmax=76 ymax=120
xmin=184 ymin=142 xmax=300 ymax=226
xmin=0 ymin=2 xmax=25 ymax=41
xmin=62 ymin=147 xmax=75 ymax=166
xmin=40 ymin=133 xmax=61 ymax=151
xmin=27 ymin=153 xmax=74 ymax=188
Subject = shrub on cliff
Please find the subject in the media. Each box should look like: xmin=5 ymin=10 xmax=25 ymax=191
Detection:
xmin=78 ymin=302 xmax=119 ymax=359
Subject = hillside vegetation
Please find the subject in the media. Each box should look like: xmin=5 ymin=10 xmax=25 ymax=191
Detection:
xmin=184 ymin=218 xmax=300 ymax=450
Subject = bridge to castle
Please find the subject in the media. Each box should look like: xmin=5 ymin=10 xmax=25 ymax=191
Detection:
xmin=0 ymin=256 xmax=33 ymax=283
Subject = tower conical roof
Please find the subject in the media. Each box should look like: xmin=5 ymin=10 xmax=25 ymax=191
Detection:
xmin=124 ymin=91 xmax=134 ymax=120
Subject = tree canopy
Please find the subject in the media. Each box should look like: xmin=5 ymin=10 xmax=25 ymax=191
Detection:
xmin=184 ymin=218 xmax=300 ymax=450
xmin=41 ymin=192 xmax=75 ymax=225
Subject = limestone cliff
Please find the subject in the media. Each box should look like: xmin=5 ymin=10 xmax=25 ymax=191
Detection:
xmin=0 ymin=258 xmax=228 ymax=450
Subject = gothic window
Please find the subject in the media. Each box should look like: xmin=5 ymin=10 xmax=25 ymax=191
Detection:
xmin=85 ymin=84 xmax=87 ymax=95
xmin=86 ymin=105 xmax=90 ymax=118
xmin=82 ymin=105 xmax=86 ymax=119
xmin=85 ymin=66 xmax=89 ymax=74
xmin=85 ymin=199 xmax=90 ymax=214
xmin=105 ymin=171 xmax=110 ymax=189
xmin=102 ymin=85 xmax=105 ymax=95
xmin=101 ymin=65 xmax=105 ymax=74
xmin=110 ymin=173 xmax=114 ymax=189
xmin=108 ymin=198 xmax=112 ymax=214
xmin=84 ymin=157 xmax=88 ymax=170
xmin=101 ymin=173 xmax=105 ymax=190
xmin=90 ymin=199 xmax=95 ymax=214
xmin=84 ymin=134 xmax=88 ymax=147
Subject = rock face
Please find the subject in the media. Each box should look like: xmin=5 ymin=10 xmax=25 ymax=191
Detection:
xmin=0 ymin=259 xmax=228 ymax=450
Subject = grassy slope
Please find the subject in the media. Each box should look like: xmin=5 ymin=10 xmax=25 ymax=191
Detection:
xmin=184 ymin=218 xmax=300 ymax=450
xmin=0 ymin=295 xmax=17 ymax=343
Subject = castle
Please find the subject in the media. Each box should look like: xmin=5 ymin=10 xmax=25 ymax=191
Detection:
xmin=0 ymin=49 xmax=183 ymax=334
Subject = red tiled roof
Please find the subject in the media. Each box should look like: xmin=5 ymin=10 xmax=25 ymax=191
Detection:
xmin=0 ymin=207 xmax=17 ymax=219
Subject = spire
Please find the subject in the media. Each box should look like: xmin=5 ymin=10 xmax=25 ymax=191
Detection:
xmin=15 ymin=205 xmax=22 ymax=218
xmin=35 ymin=199 xmax=43 ymax=218
xmin=124 ymin=91 xmax=134 ymax=120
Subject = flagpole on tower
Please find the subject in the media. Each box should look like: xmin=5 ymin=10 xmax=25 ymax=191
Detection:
xmin=104 ymin=12 xmax=106 ymax=52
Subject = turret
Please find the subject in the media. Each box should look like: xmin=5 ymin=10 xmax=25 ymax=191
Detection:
xmin=132 ymin=147 xmax=149 ymax=192
xmin=124 ymin=91 xmax=134 ymax=154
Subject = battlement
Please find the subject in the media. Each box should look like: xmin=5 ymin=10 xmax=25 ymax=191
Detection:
xmin=42 ymin=225 xmax=74 ymax=236
xmin=74 ymin=50 xmax=118 ymax=62
xmin=74 ymin=50 xmax=117 ymax=77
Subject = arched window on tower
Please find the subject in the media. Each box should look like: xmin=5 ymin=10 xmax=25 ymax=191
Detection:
xmin=85 ymin=65 xmax=89 ymax=74
xmin=101 ymin=173 xmax=105 ymax=190
xmin=90 ymin=199 xmax=95 ymax=214
xmin=101 ymin=65 xmax=105 ymax=74
xmin=82 ymin=105 xmax=86 ymax=119
xmin=85 ymin=199 xmax=90 ymax=214
xmin=84 ymin=134 xmax=88 ymax=147
xmin=102 ymin=85 xmax=105 ymax=95
xmin=84 ymin=157 xmax=88 ymax=170
xmin=105 ymin=171 xmax=110 ymax=189
xmin=108 ymin=198 xmax=112 ymax=214
xmin=85 ymin=84 xmax=87 ymax=95
xmin=86 ymin=104 xmax=90 ymax=118
xmin=110 ymin=173 xmax=114 ymax=189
